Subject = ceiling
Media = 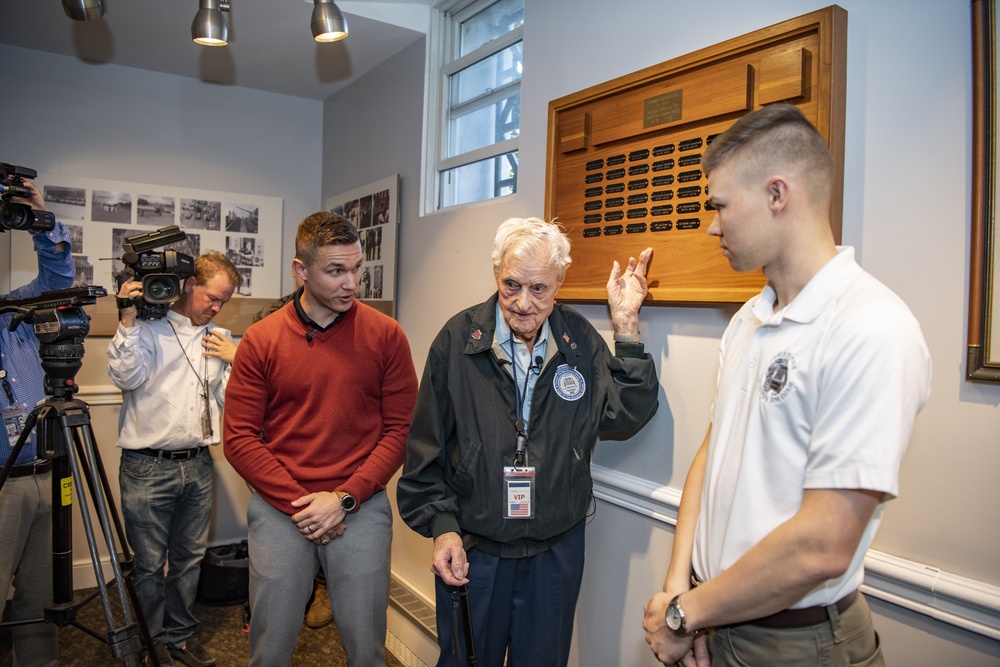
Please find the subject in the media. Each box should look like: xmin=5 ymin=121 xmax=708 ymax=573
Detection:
xmin=0 ymin=0 xmax=432 ymax=100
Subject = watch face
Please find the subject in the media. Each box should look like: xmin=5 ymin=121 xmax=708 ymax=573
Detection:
xmin=666 ymin=603 xmax=682 ymax=631
xmin=340 ymin=494 xmax=357 ymax=512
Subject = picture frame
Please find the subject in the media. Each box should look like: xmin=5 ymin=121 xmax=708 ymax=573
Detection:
xmin=969 ymin=0 xmax=1000 ymax=381
xmin=324 ymin=174 xmax=400 ymax=319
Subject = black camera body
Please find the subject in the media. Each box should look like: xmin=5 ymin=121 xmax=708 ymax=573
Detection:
xmin=116 ymin=226 xmax=195 ymax=320
xmin=0 ymin=285 xmax=108 ymax=398
xmin=0 ymin=163 xmax=56 ymax=233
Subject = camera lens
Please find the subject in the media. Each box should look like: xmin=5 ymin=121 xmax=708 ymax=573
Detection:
xmin=0 ymin=202 xmax=56 ymax=232
xmin=143 ymin=275 xmax=181 ymax=303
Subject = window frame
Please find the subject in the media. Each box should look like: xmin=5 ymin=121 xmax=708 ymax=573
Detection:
xmin=422 ymin=0 xmax=522 ymax=214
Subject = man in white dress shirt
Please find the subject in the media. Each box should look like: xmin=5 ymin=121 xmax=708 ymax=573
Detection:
xmin=108 ymin=250 xmax=240 ymax=667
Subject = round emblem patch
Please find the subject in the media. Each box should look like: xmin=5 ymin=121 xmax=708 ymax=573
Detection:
xmin=760 ymin=352 xmax=795 ymax=404
xmin=553 ymin=364 xmax=586 ymax=401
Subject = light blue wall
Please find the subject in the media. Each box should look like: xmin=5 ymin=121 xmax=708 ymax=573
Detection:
xmin=320 ymin=1 xmax=1000 ymax=665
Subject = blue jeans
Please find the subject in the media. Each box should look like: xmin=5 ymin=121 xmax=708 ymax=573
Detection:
xmin=119 ymin=449 xmax=213 ymax=649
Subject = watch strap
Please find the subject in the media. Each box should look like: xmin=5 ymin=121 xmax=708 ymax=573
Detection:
xmin=116 ymin=297 xmax=135 ymax=310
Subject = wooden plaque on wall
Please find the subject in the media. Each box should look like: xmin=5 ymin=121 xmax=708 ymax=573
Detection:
xmin=544 ymin=6 xmax=847 ymax=303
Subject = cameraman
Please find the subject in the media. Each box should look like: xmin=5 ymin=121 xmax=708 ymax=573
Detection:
xmin=0 ymin=180 xmax=74 ymax=667
xmin=107 ymin=251 xmax=239 ymax=667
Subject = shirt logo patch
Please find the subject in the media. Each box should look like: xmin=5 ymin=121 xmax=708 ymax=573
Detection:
xmin=553 ymin=364 xmax=586 ymax=402
xmin=760 ymin=353 xmax=795 ymax=403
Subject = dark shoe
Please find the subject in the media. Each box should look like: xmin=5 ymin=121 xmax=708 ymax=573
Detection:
xmin=145 ymin=645 xmax=175 ymax=666
xmin=305 ymin=578 xmax=333 ymax=628
xmin=168 ymin=637 xmax=216 ymax=667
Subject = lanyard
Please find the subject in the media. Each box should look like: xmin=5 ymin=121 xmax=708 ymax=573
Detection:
xmin=168 ymin=321 xmax=214 ymax=439
xmin=509 ymin=336 xmax=540 ymax=468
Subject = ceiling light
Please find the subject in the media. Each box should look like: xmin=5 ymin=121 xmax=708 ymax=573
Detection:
xmin=62 ymin=0 xmax=104 ymax=21
xmin=192 ymin=0 xmax=230 ymax=46
xmin=311 ymin=0 xmax=348 ymax=43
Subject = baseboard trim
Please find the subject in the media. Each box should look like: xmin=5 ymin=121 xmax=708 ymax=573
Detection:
xmin=591 ymin=464 xmax=1000 ymax=641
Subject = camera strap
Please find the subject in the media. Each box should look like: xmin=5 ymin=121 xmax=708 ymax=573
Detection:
xmin=167 ymin=321 xmax=214 ymax=440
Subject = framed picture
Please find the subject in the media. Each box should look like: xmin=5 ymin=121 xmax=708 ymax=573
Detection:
xmin=324 ymin=175 xmax=400 ymax=318
xmin=969 ymin=0 xmax=1000 ymax=381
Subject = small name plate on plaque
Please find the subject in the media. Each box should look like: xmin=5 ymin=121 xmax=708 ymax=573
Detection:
xmin=644 ymin=90 xmax=683 ymax=128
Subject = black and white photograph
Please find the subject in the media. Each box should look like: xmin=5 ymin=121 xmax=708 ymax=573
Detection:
xmin=373 ymin=264 xmax=383 ymax=299
xmin=225 ymin=203 xmax=259 ymax=233
xmin=43 ymin=184 xmax=86 ymax=220
xmin=373 ymin=188 xmax=390 ymax=226
xmin=65 ymin=223 xmax=84 ymax=253
xmin=72 ymin=255 xmax=94 ymax=288
xmin=343 ymin=199 xmax=360 ymax=228
xmin=358 ymin=265 xmax=373 ymax=299
xmin=358 ymin=194 xmax=373 ymax=229
xmin=226 ymin=235 xmax=265 ymax=267
xmin=362 ymin=226 xmax=382 ymax=262
xmin=180 ymin=198 xmax=222 ymax=230
xmin=92 ymin=190 xmax=132 ymax=224
xmin=237 ymin=268 xmax=253 ymax=296
xmin=136 ymin=195 xmax=176 ymax=226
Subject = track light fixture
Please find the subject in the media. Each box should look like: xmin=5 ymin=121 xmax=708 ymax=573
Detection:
xmin=311 ymin=0 xmax=348 ymax=43
xmin=62 ymin=0 xmax=104 ymax=21
xmin=192 ymin=0 xmax=230 ymax=46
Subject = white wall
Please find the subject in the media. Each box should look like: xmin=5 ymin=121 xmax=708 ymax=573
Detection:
xmin=1 ymin=44 xmax=323 ymax=556
xmin=319 ymin=0 xmax=1000 ymax=665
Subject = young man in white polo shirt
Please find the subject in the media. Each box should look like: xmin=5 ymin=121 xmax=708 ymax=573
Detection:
xmin=642 ymin=104 xmax=932 ymax=667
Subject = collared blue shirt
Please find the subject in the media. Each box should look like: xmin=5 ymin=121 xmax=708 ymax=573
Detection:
xmin=0 ymin=224 xmax=75 ymax=465
xmin=495 ymin=302 xmax=548 ymax=430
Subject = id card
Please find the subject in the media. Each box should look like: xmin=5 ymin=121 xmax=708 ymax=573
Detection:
xmin=503 ymin=466 xmax=535 ymax=519
xmin=2 ymin=403 xmax=29 ymax=441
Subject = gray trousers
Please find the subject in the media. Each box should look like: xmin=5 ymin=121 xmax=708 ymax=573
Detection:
xmin=246 ymin=491 xmax=392 ymax=667
xmin=0 ymin=473 xmax=57 ymax=667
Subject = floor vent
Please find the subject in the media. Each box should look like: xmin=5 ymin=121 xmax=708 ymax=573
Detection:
xmin=390 ymin=575 xmax=437 ymax=639
xmin=386 ymin=630 xmax=429 ymax=667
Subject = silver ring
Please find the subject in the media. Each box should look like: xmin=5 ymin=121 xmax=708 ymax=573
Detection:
xmin=321 ymin=537 xmax=331 ymax=545
xmin=306 ymin=525 xmax=314 ymax=534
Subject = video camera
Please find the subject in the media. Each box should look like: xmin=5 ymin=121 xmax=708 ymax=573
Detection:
xmin=115 ymin=225 xmax=195 ymax=321
xmin=0 ymin=163 xmax=56 ymax=233
xmin=0 ymin=285 xmax=107 ymax=398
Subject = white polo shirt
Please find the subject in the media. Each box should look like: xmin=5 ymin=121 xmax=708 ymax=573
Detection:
xmin=692 ymin=247 xmax=931 ymax=608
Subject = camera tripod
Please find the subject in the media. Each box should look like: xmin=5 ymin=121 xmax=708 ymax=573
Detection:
xmin=0 ymin=371 xmax=155 ymax=665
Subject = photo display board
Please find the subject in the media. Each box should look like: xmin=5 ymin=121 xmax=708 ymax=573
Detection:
xmin=10 ymin=174 xmax=284 ymax=334
xmin=545 ymin=6 xmax=847 ymax=303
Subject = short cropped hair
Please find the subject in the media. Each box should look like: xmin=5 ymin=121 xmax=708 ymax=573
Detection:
xmin=491 ymin=217 xmax=572 ymax=281
xmin=295 ymin=211 xmax=360 ymax=267
xmin=703 ymin=104 xmax=834 ymax=199
xmin=194 ymin=250 xmax=242 ymax=290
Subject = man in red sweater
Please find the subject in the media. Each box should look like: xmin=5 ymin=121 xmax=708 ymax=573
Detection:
xmin=224 ymin=211 xmax=418 ymax=667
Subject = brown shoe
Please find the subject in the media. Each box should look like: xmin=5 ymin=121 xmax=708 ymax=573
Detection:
xmin=145 ymin=645 xmax=175 ymax=666
xmin=305 ymin=578 xmax=333 ymax=628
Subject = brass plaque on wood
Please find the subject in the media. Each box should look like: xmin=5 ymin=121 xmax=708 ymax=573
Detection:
xmin=544 ymin=6 xmax=847 ymax=304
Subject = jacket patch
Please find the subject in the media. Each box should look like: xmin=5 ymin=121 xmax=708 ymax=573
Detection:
xmin=553 ymin=364 xmax=586 ymax=402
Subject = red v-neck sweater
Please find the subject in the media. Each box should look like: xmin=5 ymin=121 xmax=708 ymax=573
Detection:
xmin=223 ymin=300 xmax=418 ymax=514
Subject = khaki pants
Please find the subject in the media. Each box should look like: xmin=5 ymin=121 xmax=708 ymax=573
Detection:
xmin=707 ymin=591 xmax=884 ymax=667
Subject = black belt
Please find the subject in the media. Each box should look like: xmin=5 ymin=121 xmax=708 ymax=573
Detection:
xmin=130 ymin=446 xmax=207 ymax=461
xmin=8 ymin=460 xmax=52 ymax=477
xmin=739 ymin=590 xmax=859 ymax=630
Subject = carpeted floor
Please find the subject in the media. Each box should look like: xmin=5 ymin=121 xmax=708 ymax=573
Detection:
xmin=0 ymin=588 xmax=407 ymax=666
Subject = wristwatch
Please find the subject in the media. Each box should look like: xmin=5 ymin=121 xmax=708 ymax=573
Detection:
xmin=665 ymin=594 xmax=696 ymax=637
xmin=339 ymin=492 xmax=357 ymax=513
xmin=116 ymin=297 xmax=135 ymax=310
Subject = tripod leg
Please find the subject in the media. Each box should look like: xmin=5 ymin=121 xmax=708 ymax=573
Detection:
xmin=71 ymin=417 xmax=158 ymax=662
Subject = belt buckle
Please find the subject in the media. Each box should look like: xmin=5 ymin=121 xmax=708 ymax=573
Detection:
xmin=33 ymin=459 xmax=49 ymax=475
